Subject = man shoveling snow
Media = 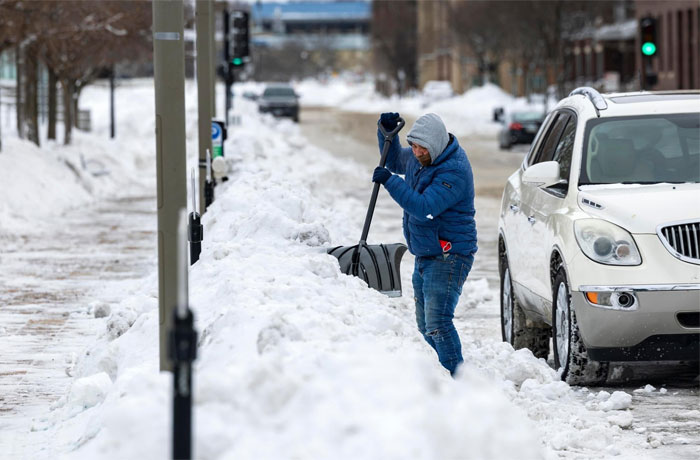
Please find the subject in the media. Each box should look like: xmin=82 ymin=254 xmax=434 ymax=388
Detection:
xmin=372 ymin=112 xmax=477 ymax=376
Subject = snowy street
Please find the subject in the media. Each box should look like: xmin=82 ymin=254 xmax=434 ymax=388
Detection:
xmin=0 ymin=79 xmax=697 ymax=459
xmin=299 ymin=103 xmax=700 ymax=459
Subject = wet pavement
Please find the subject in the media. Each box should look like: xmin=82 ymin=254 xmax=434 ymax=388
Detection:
xmin=0 ymin=192 xmax=156 ymax=440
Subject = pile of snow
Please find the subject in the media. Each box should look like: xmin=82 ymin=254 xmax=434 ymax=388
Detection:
xmin=0 ymin=80 xmax=156 ymax=237
xmin=3 ymin=78 xmax=654 ymax=459
xmin=287 ymin=76 xmax=550 ymax=138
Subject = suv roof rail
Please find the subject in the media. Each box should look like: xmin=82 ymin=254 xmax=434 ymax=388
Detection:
xmin=569 ymin=86 xmax=608 ymax=117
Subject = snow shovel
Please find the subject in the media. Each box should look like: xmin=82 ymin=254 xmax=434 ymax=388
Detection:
xmin=328 ymin=117 xmax=408 ymax=297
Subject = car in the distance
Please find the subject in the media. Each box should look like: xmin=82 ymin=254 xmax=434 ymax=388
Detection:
xmin=258 ymin=84 xmax=300 ymax=122
xmin=498 ymin=110 xmax=546 ymax=149
xmin=498 ymin=87 xmax=700 ymax=385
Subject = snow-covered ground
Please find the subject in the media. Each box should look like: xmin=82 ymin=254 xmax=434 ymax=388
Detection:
xmin=0 ymin=77 xmax=697 ymax=459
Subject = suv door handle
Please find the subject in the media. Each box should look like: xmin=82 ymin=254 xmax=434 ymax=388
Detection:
xmin=527 ymin=216 xmax=536 ymax=225
xmin=509 ymin=204 xmax=520 ymax=213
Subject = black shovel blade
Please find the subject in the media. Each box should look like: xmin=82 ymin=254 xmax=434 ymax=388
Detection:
xmin=328 ymin=243 xmax=408 ymax=297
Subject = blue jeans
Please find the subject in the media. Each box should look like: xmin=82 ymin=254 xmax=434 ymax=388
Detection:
xmin=413 ymin=253 xmax=473 ymax=376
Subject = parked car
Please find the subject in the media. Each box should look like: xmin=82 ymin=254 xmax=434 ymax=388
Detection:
xmin=498 ymin=110 xmax=546 ymax=149
xmin=422 ymin=80 xmax=453 ymax=107
xmin=498 ymin=87 xmax=700 ymax=385
xmin=258 ymin=84 xmax=300 ymax=122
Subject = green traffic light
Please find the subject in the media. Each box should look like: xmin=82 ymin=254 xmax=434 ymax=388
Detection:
xmin=641 ymin=42 xmax=657 ymax=56
xmin=232 ymin=57 xmax=243 ymax=66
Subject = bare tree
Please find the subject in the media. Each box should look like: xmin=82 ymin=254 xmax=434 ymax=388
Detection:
xmin=371 ymin=0 xmax=417 ymax=96
xmin=42 ymin=1 xmax=152 ymax=143
xmin=0 ymin=0 xmax=152 ymax=145
xmin=448 ymin=0 xmax=617 ymax=98
xmin=449 ymin=1 xmax=511 ymax=86
xmin=0 ymin=0 xmax=24 ymax=150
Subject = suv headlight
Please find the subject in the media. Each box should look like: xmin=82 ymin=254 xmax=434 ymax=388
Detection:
xmin=574 ymin=219 xmax=641 ymax=266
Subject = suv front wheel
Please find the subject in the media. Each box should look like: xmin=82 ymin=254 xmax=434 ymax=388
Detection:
xmin=552 ymin=269 xmax=609 ymax=385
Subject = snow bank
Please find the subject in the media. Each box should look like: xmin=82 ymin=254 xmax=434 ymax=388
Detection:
xmin=0 ymin=80 xmax=155 ymax=237
xmin=52 ymin=103 xmax=545 ymax=460
xmin=288 ymin=76 xmax=548 ymax=138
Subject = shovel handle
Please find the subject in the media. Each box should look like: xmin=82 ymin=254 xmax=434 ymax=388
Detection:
xmin=377 ymin=117 xmax=406 ymax=143
xmin=356 ymin=117 xmax=406 ymax=248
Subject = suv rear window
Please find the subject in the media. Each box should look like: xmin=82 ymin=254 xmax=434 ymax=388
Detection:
xmin=512 ymin=112 xmax=544 ymax=122
xmin=579 ymin=113 xmax=700 ymax=185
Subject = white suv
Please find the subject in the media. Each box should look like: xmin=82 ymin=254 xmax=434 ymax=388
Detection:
xmin=498 ymin=87 xmax=700 ymax=385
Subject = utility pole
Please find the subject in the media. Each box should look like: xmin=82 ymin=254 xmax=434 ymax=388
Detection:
xmin=223 ymin=8 xmax=231 ymax=123
xmin=153 ymin=0 xmax=187 ymax=372
xmin=209 ymin=1 xmax=216 ymax=117
xmin=196 ymin=0 xmax=214 ymax=215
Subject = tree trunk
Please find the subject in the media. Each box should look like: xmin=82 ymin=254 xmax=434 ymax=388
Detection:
xmin=48 ymin=68 xmax=57 ymax=140
xmin=24 ymin=43 xmax=40 ymax=146
xmin=15 ymin=45 xmax=24 ymax=139
xmin=73 ymin=89 xmax=79 ymax=129
xmin=61 ymin=79 xmax=73 ymax=145
xmin=0 ymin=81 xmax=2 ymax=152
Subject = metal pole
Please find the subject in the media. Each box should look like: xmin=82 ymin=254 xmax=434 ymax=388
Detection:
xmin=204 ymin=149 xmax=214 ymax=209
xmin=110 ymin=66 xmax=115 ymax=139
xmin=153 ymin=0 xmax=187 ymax=372
xmin=223 ymin=8 xmax=231 ymax=124
xmin=209 ymin=1 xmax=216 ymax=117
xmin=196 ymin=0 xmax=213 ymax=215
xmin=188 ymin=170 xmax=203 ymax=264
xmin=170 ymin=209 xmax=197 ymax=460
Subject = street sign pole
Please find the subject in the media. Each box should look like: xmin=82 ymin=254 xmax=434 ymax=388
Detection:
xmin=223 ymin=8 xmax=231 ymax=124
xmin=153 ymin=0 xmax=187 ymax=372
xmin=209 ymin=0 xmax=216 ymax=118
xmin=196 ymin=0 xmax=214 ymax=215
xmin=170 ymin=209 xmax=197 ymax=460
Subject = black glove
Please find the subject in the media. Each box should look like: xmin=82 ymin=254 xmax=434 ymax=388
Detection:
xmin=379 ymin=112 xmax=400 ymax=131
xmin=372 ymin=167 xmax=392 ymax=185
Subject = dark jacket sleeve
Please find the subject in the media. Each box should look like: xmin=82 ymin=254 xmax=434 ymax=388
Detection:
xmin=383 ymin=168 xmax=467 ymax=222
xmin=377 ymin=129 xmax=411 ymax=175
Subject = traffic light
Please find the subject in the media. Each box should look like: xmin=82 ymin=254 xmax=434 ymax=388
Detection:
xmin=231 ymin=10 xmax=250 ymax=63
xmin=640 ymin=16 xmax=657 ymax=57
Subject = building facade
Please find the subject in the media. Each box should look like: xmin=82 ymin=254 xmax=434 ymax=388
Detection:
xmin=564 ymin=18 xmax=638 ymax=93
xmin=415 ymin=0 xmax=474 ymax=94
xmin=414 ymin=0 xmax=698 ymax=97
xmin=250 ymin=0 xmax=371 ymax=75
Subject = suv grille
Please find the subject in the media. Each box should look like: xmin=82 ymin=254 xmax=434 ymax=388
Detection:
xmin=658 ymin=221 xmax=700 ymax=264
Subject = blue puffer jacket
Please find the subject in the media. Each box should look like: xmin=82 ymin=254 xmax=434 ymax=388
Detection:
xmin=377 ymin=131 xmax=477 ymax=258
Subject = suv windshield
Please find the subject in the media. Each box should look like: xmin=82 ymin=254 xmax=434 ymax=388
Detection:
xmin=580 ymin=113 xmax=700 ymax=185
xmin=263 ymin=87 xmax=295 ymax=97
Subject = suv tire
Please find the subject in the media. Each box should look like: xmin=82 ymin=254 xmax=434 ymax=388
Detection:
xmin=552 ymin=269 xmax=609 ymax=385
xmin=500 ymin=253 xmax=550 ymax=359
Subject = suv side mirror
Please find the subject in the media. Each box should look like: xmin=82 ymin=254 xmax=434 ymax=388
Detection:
xmin=522 ymin=161 xmax=560 ymax=187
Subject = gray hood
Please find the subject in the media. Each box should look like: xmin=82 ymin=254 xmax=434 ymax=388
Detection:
xmin=406 ymin=113 xmax=449 ymax=163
